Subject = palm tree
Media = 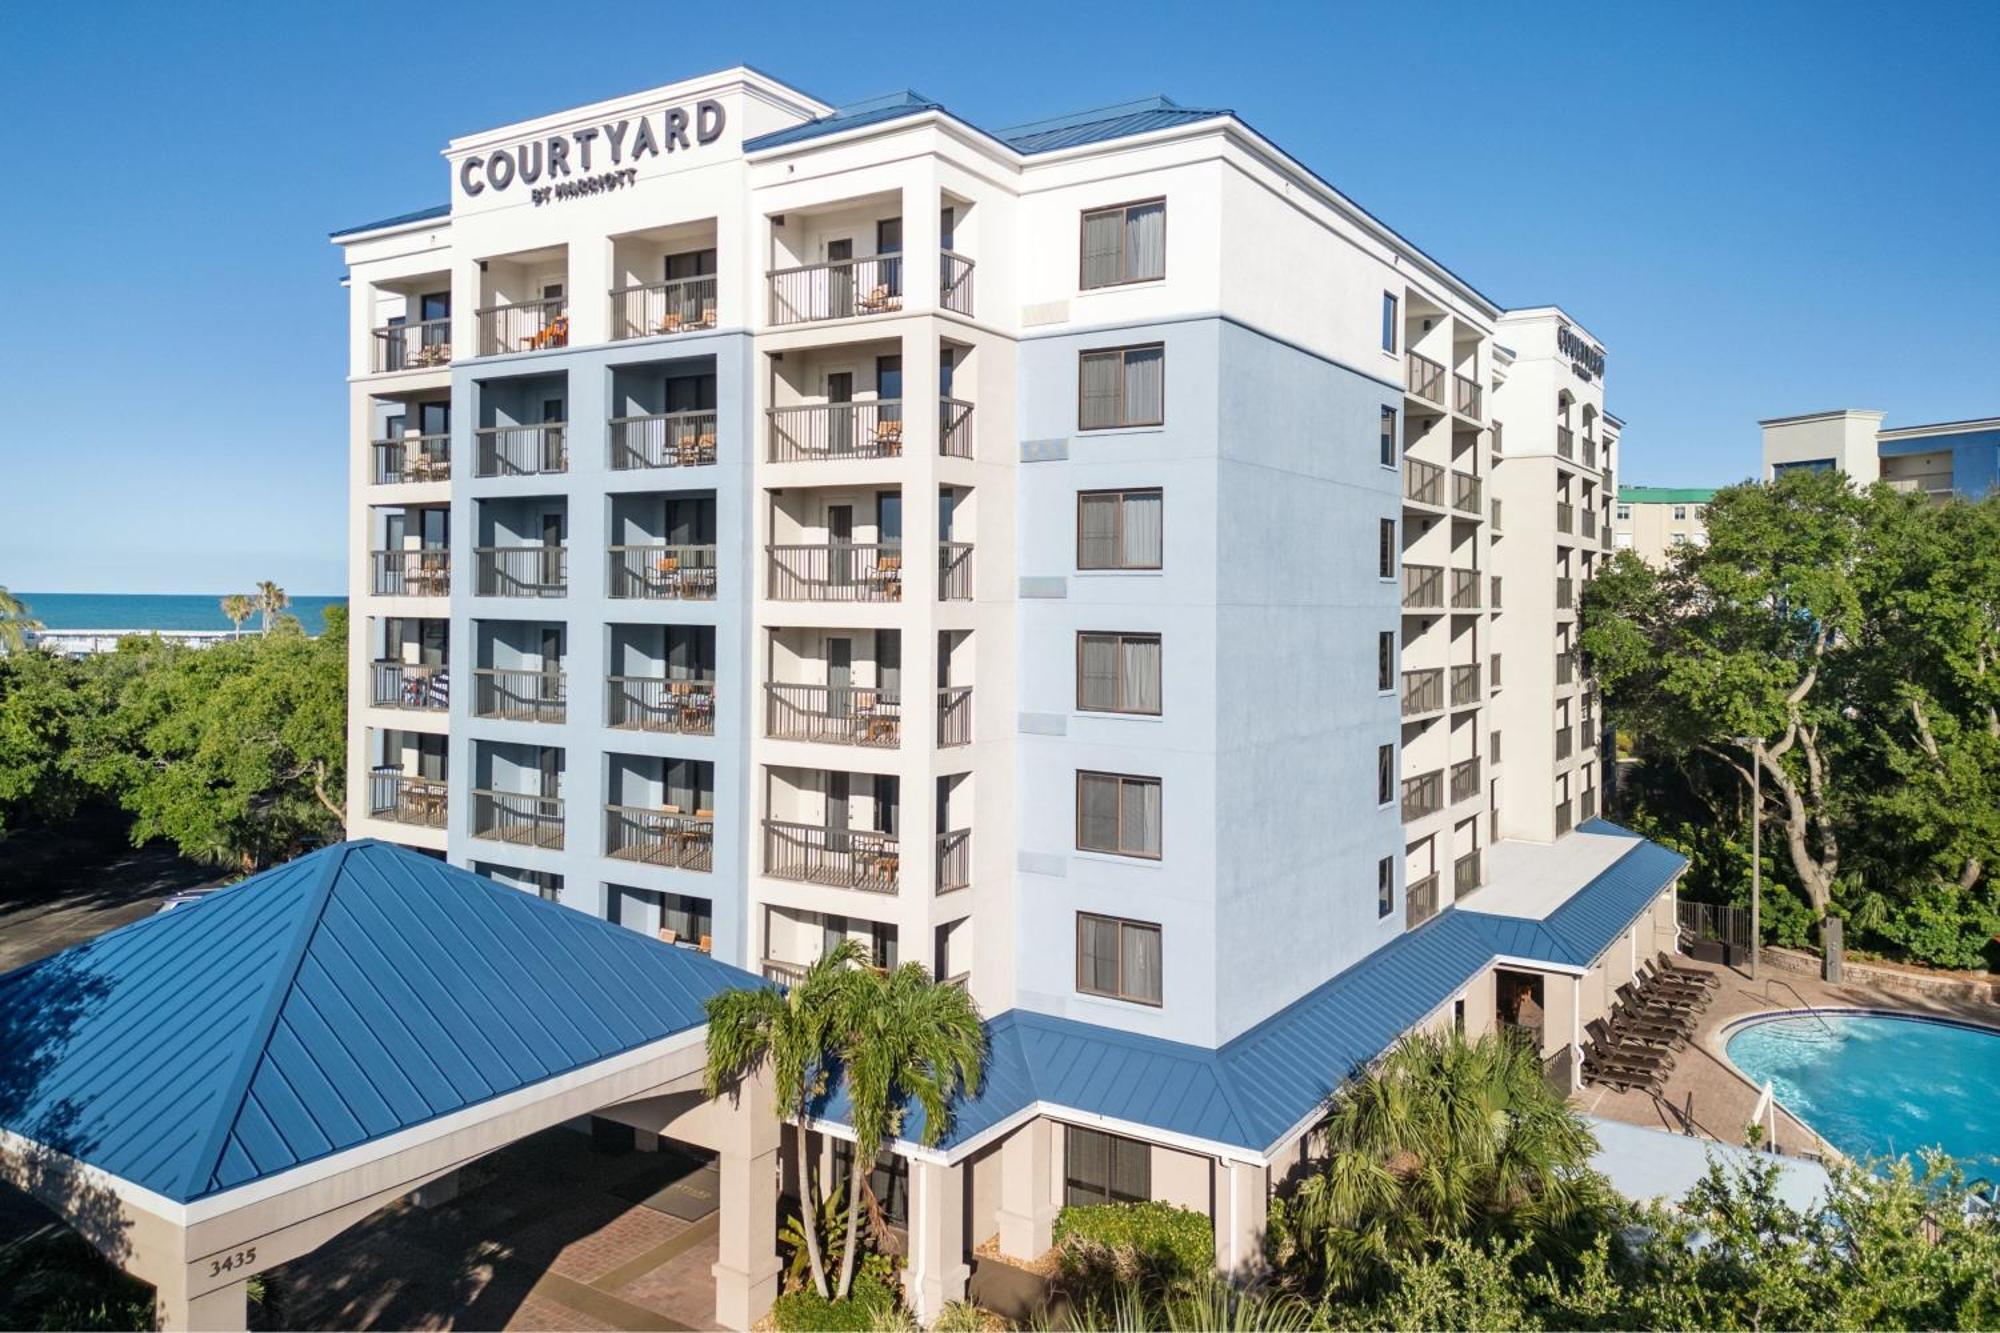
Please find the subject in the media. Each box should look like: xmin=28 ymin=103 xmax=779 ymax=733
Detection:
xmin=703 ymin=939 xmax=868 ymax=1299
xmin=254 ymin=580 xmax=289 ymax=632
xmin=0 ymin=587 xmax=40 ymax=654
xmin=220 ymin=593 xmax=254 ymax=639
xmin=831 ymin=963 xmax=984 ymax=1299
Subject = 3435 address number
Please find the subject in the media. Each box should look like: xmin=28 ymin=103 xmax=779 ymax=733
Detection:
xmin=207 ymin=1246 xmax=256 ymax=1277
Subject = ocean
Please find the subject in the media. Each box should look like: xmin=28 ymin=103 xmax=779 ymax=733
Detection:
xmin=17 ymin=593 xmax=349 ymax=635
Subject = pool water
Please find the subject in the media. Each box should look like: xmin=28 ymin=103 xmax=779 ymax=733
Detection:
xmin=1726 ymin=1012 xmax=2000 ymax=1172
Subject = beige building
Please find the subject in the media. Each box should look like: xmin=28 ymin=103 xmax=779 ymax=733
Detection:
xmin=1613 ymin=486 xmax=1714 ymax=566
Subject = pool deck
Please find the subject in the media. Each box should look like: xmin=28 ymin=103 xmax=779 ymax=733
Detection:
xmin=1576 ymin=954 xmax=1999 ymax=1161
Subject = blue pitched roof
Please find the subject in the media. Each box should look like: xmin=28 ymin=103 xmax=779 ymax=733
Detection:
xmin=742 ymin=91 xmax=947 ymax=153
xmin=329 ymin=203 xmax=449 ymax=239
xmin=0 ymin=841 xmax=756 ymax=1203
xmin=995 ymin=97 xmax=1230 ymax=154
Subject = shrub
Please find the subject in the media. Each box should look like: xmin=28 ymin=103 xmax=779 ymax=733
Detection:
xmin=769 ymin=1261 xmax=901 ymax=1332
xmin=1054 ymin=1199 xmax=1214 ymax=1295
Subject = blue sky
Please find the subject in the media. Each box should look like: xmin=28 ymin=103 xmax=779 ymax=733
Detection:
xmin=2 ymin=1 xmax=1995 ymax=594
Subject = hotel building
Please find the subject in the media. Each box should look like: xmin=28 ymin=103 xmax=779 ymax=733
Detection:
xmin=336 ymin=68 xmax=1675 ymax=1318
xmin=1761 ymin=407 xmax=2000 ymax=498
xmin=1613 ymin=485 xmax=1715 ymax=567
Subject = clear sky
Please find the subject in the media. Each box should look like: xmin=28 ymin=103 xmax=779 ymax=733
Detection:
xmin=2 ymin=1 xmax=1995 ymax=594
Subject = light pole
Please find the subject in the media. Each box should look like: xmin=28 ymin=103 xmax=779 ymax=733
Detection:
xmin=1732 ymin=735 xmax=1763 ymax=980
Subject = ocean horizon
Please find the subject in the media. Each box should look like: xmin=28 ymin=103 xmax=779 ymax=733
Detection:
xmin=17 ymin=592 xmax=348 ymax=634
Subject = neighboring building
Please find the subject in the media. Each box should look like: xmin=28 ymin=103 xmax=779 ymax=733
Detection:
xmin=1613 ymin=485 xmax=1715 ymax=565
xmin=335 ymin=68 xmax=1682 ymax=1319
xmin=1760 ymin=408 xmax=2000 ymax=499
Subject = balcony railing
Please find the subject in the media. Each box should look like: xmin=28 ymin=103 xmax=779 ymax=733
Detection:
xmin=610 ymin=276 xmax=718 ymax=340
xmin=475 ymin=546 xmax=567 ymax=598
xmin=475 ymin=423 xmax=567 ymax=478
xmin=1580 ymin=788 xmax=1598 ymax=821
xmin=1451 ymin=470 xmax=1482 ymax=515
xmin=1490 ymin=653 xmax=1503 ymax=688
xmin=769 ymin=400 xmax=904 ymax=462
xmin=610 ymin=410 xmax=718 ymax=471
xmin=765 ymin=683 xmax=900 ymax=747
xmin=1403 ymin=563 xmax=1443 ymax=611
xmin=1450 ymin=756 xmax=1481 ymax=804
xmin=1450 ymin=568 xmax=1482 ymax=610
xmin=476 ymin=296 xmax=568 ymax=357
xmin=1582 ymin=435 xmax=1598 ymax=469
xmin=471 ymin=789 xmax=564 ymax=849
xmin=472 ymin=668 xmax=565 ymax=723
xmin=940 ymin=398 xmax=975 ymax=459
xmin=938 ymin=685 xmax=973 ymax=746
xmin=1556 ymin=502 xmax=1575 ymax=535
xmin=766 ymin=543 xmax=901 ymax=601
xmin=368 ymin=769 xmax=447 ymax=827
xmin=1450 ymin=663 xmax=1480 ymax=707
xmin=370 ymin=548 xmax=450 ymax=597
xmin=1556 ymin=577 xmax=1574 ymax=610
xmin=1556 ymin=424 xmax=1575 ymax=460
xmin=1453 ymin=373 xmax=1482 ymax=419
xmin=939 ymin=542 xmax=974 ymax=601
xmin=941 ymin=251 xmax=975 ymax=316
xmin=762 ymin=819 xmax=899 ymax=893
xmin=607 ymin=676 xmax=716 ymax=734
xmin=1490 ymin=497 xmax=1503 ymax=529
xmin=372 ymin=433 xmax=450 ymax=484
xmin=1490 ymin=575 xmax=1503 ymax=610
xmin=1581 ymin=507 xmax=1598 ymax=539
xmin=762 ymin=958 xmax=810 ymax=986
xmin=1555 ymin=800 xmax=1574 ymax=836
xmin=1405 ymin=351 xmax=1445 ymax=406
xmin=1454 ymin=850 xmax=1481 ymax=898
xmin=372 ymin=319 xmax=452 ymax=373
xmin=1401 ymin=668 xmax=1443 ymax=717
xmin=1402 ymin=769 xmax=1443 ymax=821
xmin=605 ymin=805 xmax=714 ymax=871
xmin=1403 ymin=456 xmax=1443 ymax=506
xmin=608 ymin=545 xmax=720 ymax=600
xmin=769 ymin=254 xmax=903 ymax=325
xmin=936 ymin=828 xmax=971 ymax=893
xmin=1557 ymin=652 xmax=1575 ymax=685
xmin=1556 ymin=725 xmax=1574 ymax=760
xmin=371 ymin=660 xmax=449 ymax=711
xmin=1407 ymin=872 xmax=1440 ymax=929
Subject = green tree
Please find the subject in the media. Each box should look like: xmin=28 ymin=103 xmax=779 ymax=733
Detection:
xmin=254 ymin=580 xmax=289 ymax=633
xmin=0 ymin=586 xmax=41 ymax=654
xmin=0 ymin=648 xmax=85 ymax=837
xmin=220 ymin=593 xmax=254 ymax=639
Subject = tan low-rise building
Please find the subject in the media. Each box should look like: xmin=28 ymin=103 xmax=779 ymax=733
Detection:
xmin=1614 ymin=486 xmax=1715 ymax=566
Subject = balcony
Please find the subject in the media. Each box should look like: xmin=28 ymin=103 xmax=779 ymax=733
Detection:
xmin=371 ymin=660 xmax=449 ymax=711
xmin=762 ymin=819 xmax=899 ymax=893
xmin=769 ymin=401 xmax=905 ymax=462
xmin=938 ymin=685 xmax=973 ymax=746
xmin=472 ymin=788 xmax=564 ymax=849
xmin=1556 ymin=577 xmax=1574 ymax=610
xmin=605 ymin=806 xmax=715 ymax=871
xmin=372 ymin=319 xmax=452 ymax=373
xmin=1556 ymin=502 xmax=1575 ymax=535
xmin=1490 ymin=497 xmax=1503 ymax=530
xmin=1555 ymin=799 xmax=1574 ymax=835
xmin=1402 ymin=769 xmax=1443 ymax=821
xmin=1451 ymin=470 xmax=1481 ymax=515
xmin=767 ymin=544 xmax=902 ymax=602
xmin=608 ymin=545 xmax=718 ymax=600
xmin=1450 ymin=663 xmax=1480 ymax=707
xmin=1490 ymin=653 xmax=1503 ymax=688
xmin=1450 ymin=756 xmax=1481 ymax=804
xmin=769 ymin=254 xmax=903 ymax=325
xmin=1453 ymin=374 xmax=1481 ymax=420
xmin=1557 ymin=425 xmax=1575 ymax=460
xmin=1582 ymin=435 xmax=1598 ymax=469
xmin=1405 ymin=351 xmax=1445 ymax=407
xmin=608 ymin=677 xmax=716 ymax=735
xmin=370 ymin=549 xmax=450 ymax=597
xmin=1402 ymin=564 xmax=1443 ymax=611
xmin=1401 ymin=667 xmax=1444 ymax=718
xmin=611 ymin=410 xmax=718 ymax=471
xmin=475 ymin=546 xmax=567 ymax=598
xmin=936 ymin=828 xmax=972 ymax=893
xmin=1556 ymin=726 xmax=1574 ymax=761
xmin=610 ymin=275 xmax=718 ymax=340
xmin=1403 ymin=457 xmax=1443 ymax=507
xmin=940 ymin=398 xmax=975 ymax=459
xmin=368 ymin=769 xmax=447 ymax=828
xmin=761 ymin=958 xmax=809 ymax=986
xmin=1490 ymin=575 xmax=1503 ymax=610
xmin=1580 ymin=788 xmax=1598 ymax=821
xmin=372 ymin=433 xmax=450 ymax=484
xmin=472 ymin=668 xmax=565 ymax=724
xmin=475 ymin=423 xmax=568 ymax=478
xmin=766 ymin=684 xmax=901 ymax=748
xmin=941 ymin=251 xmax=975 ymax=316
xmin=1581 ymin=507 xmax=1598 ymax=539
xmin=939 ymin=542 xmax=974 ymax=601
xmin=1557 ymin=652 xmax=1575 ymax=685
xmin=1450 ymin=568 xmax=1481 ymax=610
xmin=1407 ymin=872 xmax=1440 ymax=929
xmin=477 ymin=296 xmax=568 ymax=357
xmin=1454 ymin=850 xmax=1481 ymax=898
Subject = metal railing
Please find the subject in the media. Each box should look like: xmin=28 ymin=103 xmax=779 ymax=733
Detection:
xmin=768 ymin=400 xmax=904 ymax=461
xmin=475 ymin=546 xmax=567 ymax=598
xmin=939 ymin=542 xmax=974 ymax=601
xmin=610 ymin=275 xmax=718 ymax=340
xmin=1455 ymin=849 xmax=1481 ymax=898
xmin=605 ymin=805 xmax=714 ymax=871
xmin=475 ymin=423 xmax=567 ymax=477
xmin=1450 ymin=756 xmax=1481 ymax=804
xmin=1580 ymin=787 xmax=1598 ymax=821
xmin=610 ymin=410 xmax=718 ymax=470
xmin=472 ymin=668 xmax=565 ymax=723
xmin=372 ymin=434 xmax=450 ymax=484
xmin=476 ymin=296 xmax=568 ymax=356
xmin=1557 ymin=576 xmax=1575 ymax=610
xmin=372 ymin=318 xmax=452 ymax=373
xmin=608 ymin=545 xmax=719 ymax=600
xmin=936 ymin=828 xmax=972 ymax=893
xmin=766 ymin=543 xmax=902 ymax=601
xmin=1453 ymin=373 xmax=1482 ymax=419
xmin=762 ymin=819 xmax=899 ymax=893
xmin=1402 ymin=668 xmax=1443 ymax=717
xmin=768 ymin=254 xmax=903 ymax=325
xmin=1452 ymin=470 xmax=1482 ymax=514
xmin=1402 ymin=769 xmax=1443 ymax=821
xmin=1405 ymin=351 xmax=1445 ymax=405
xmin=765 ymin=683 xmax=901 ymax=747
xmin=1404 ymin=456 xmax=1443 ymax=506
xmin=938 ymin=685 xmax=973 ymax=746
xmin=368 ymin=769 xmax=447 ymax=827
xmin=1556 ymin=725 xmax=1574 ymax=760
xmin=1556 ymin=424 xmax=1575 ymax=460
xmin=1450 ymin=568 xmax=1482 ymax=610
xmin=940 ymin=398 xmax=975 ymax=459
xmin=1407 ymin=873 xmax=1440 ymax=929
xmin=1582 ymin=507 xmax=1598 ymax=539
xmin=1450 ymin=663 xmax=1480 ymax=707
xmin=471 ymin=788 xmax=564 ymax=849
xmin=1556 ymin=502 xmax=1575 ymax=535
xmin=607 ymin=676 xmax=716 ymax=734
xmin=940 ymin=251 xmax=975 ymax=315
xmin=1555 ymin=799 xmax=1574 ymax=835
xmin=1403 ymin=563 xmax=1443 ymax=611
xmin=371 ymin=660 xmax=449 ymax=710
xmin=370 ymin=548 xmax=450 ymax=597
xmin=1582 ymin=435 xmax=1598 ymax=469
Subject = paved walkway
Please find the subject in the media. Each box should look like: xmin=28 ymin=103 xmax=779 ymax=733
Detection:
xmin=0 ymin=806 xmax=221 ymax=971
xmin=274 ymin=1129 xmax=724 ymax=1331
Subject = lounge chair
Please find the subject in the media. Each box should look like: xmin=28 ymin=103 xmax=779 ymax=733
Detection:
xmin=1653 ymin=952 xmax=1722 ymax=992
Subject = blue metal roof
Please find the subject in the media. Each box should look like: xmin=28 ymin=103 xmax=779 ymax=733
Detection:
xmin=0 ymin=841 xmax=756 ymax=1202
xmin=742 ymin=91 xmax=947 ymax=153
xmin=329 ymin=204 xmax=450 ymax=239
xmin=995 ymin=97 xmax=1230 ymax=154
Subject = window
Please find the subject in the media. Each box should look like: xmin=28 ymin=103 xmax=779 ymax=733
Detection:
xmin=831 ymin=1143 xmax=909 ymax=1225
xmin=1615 ymin=503 xmax=1631 ymax=520
xmin=1377 ymin=744 xmax=1395 ymax=806
xmin=1491 ymin=730 xmax=1502 ymax=764
xmin=1381 ymin=292 xmax=1399 ymax=353
xmin=1076 ymin=913 xmax=1163 ymax=1005
xmin=1080 ymin=199 xmax=1166 ymax=288
xmin=1380 ymin=406 xmax=1398 ymax=468
xmin=1379 ymin=518 xmax=1396 ymax=579
xmin=1377 ymin=857 xmax=1393 ymax=918
xmin=1065 ymin=1125 xmax=1150 ymax=1205
xmin=1078 ymin=633 xmax=1163 ymax=715
xmin=1377 ymin=631 xmax=1395 ymax=693
xmin=1614 ymin=531 xmax=1634 ymax=549
xmin=1077 ymin=488 xmax=1163 ymax=570
xmin=1079 ymin=344 xmax=1165 ymax=429
xmin=1077 ymin=772 xmax=1162 ymax=858
xmin=1672 ymin=505 xmax=1687 ymax=521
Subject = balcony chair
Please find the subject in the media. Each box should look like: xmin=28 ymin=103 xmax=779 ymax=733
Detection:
xmin=524 ymin=315 xmax=570 ymax=351
xmin=857 ymin=284 xmax=898 ymax=315
xmin=871 ymin=418 xmax=904 ymax=455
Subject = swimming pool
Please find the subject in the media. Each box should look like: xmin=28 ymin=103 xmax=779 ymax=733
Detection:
xmin=1725 ymin=1011 xmax=2000 ymax=1171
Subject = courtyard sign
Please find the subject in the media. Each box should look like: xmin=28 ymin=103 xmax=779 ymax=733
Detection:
xmin=458 ymin=99 xmax=727 ymax=206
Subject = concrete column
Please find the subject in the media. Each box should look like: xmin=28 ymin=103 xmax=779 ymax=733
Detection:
xmin=712 ymin=1069 xmax=782 ymax=1332
xmin=157 ymin=1278 xmax=246 ymax=1333
xmin=1216 ymin=1159 xmax=1268 ymax=1281
xmin=903 ymin=1157 xmax=968 ymax=1322
xmin=994 ymin=1119 xmax=1056 ymax=1260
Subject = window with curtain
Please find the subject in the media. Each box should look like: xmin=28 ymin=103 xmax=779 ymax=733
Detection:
xmin=1075 ymin=913 xmax=1163 ymax=1006
xmin=1079 ymin=199 xmax=1166 ymax=288
xmin=1077 ymin=488 xmax=1163 ymax=570
xmin=1377 ymin=857 xmax=1393 ymax=918
xmin=1064 ymin=1125 xmax=1151 ymax=1205
xmin=1078 ymin=344 xmax=1164 ymax=429
xmin=1378 ymin=631 xmax=1394 ymax=693
xmin=1076 ymin=771 xmax=1162 ymax=859
xmin=1380 ymin=405 xmax=1398 ymax=468
xmin=1378 ymin=744 xmax=1394 ymax=806
xmin=1077 ymin=632 xmax=1162 ymax=715
xmin=1379 ymin=518 xmax=1396 ymax=579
